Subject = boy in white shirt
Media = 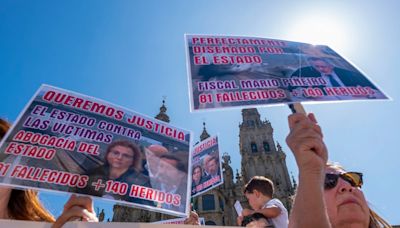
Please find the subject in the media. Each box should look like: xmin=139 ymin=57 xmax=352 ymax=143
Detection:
xmin=237 ymin=176 xmax=288 ymax=228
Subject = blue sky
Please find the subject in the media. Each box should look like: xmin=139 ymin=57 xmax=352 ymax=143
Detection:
xmin=1 ymin=0 xmax=399 ymax=224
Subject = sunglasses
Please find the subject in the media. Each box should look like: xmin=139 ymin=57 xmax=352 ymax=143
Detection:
xmin=324 ymin=172 xmax=363 ymax=190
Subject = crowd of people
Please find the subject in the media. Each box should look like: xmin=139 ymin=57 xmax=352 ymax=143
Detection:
xmin=0 ymin=110 xmax=392 ymax=227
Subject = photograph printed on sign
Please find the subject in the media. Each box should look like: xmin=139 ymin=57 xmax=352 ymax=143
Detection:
xmin=0 ymin=85 xmax=192 ymax=217
xmin=185 ymin=34 xmax=388 ymax=111
xmin=191 ymin=135 xmax=223 ymax=197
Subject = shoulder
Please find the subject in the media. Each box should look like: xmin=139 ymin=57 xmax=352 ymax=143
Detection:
xmin=266 ymin=198 xmax=284 ymax=207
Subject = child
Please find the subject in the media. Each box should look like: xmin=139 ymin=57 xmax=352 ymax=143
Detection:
xmin=238 ymin=176 xmax=288 ymax=228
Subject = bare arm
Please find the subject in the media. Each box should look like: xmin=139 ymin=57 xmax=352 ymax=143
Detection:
xmin=286 ymin=113 xmax=331 ymax=228
xmin=242 ymin=206 xmax=280 ymax=218
xmin=257 ymin=206 xmax=281 ymax=218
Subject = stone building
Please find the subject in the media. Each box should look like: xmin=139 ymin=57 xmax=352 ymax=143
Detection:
xmin=112 ymin=102 xmax=296 ymax=225
xmin=192 ymin=108 xmax=295 ymax=226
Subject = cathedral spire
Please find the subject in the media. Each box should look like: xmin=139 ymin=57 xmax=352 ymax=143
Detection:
xmin=155 ymin=98 xmax=170 ymax=123
xmin=200 ymin=122 xmax=210 ymax=141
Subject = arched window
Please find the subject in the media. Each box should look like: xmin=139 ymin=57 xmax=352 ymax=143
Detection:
xmin=202 ymin=194 xmax=215 ymax=211
xmin=263 ymin=141 xmax=270 ymax=152
xmin=251 ymin=142 xmax=258 ymax=152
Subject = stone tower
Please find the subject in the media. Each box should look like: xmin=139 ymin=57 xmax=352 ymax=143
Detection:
xmin=192 ymin=123 xmax=239 ymax=226
xmin=239 ymin=108 xmax=293 ymax=211
xmin=193 ymin=108 xmax=294 ymax=225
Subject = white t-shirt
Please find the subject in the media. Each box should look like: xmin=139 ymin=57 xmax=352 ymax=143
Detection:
xmin=263 ymin=198 xmax=288 ymax=228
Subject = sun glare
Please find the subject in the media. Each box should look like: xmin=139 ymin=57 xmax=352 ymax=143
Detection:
xmin=286 ymin=15 xmax=350 ymax=52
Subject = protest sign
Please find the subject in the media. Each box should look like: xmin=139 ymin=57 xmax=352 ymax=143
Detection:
xmin=152 ymin=217 xmax=188 ymax=225
xmin=185 ymin=34 xmax=388 ymax=111
xmin=0 ymin=220 xmax=224 ymax=228
xmin=191 ymin=135 xmax=223 ymax=197
xmin=0 ymin=85 xmax=192 ymax=217
xmin=152 ymin=217 xmax=205 ymax=225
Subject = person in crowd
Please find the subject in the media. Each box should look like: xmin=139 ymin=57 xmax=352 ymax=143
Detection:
xmin=237 ymin=176 xmax=288 ymax=228
xmin=0 ymin=118 xmax=97 ymax=227
xmin=286 ymin=113 xmax=391 ymax=228
xmin=78 ymin=140 xmax=152 ymax=205
xmin=191 ymin=164 xmax=210 ymax=195
xmin=203 ymin=155 xmax=220 ymax=179
xmin=241 ymin=212 xmax=274 ymax=227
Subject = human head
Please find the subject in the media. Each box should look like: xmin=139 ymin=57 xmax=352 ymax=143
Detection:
xmin=308 ymin=57 xmax=334 ymax=74
xmin=146 ymin=144 xmax=168 ymax=173
xmin=324 ymin=163 xmax=390 ymax=228
xmin=105 ymin=140 xmax=142 ymax=172
xmin=203 ymin=155 xmax=219 ymax=176
xmin=192 ymin=165 xmax=203 ymax=185
xmin=147 ymin=144 xmax=169 ymax=157
xmin=241 ymin=213 xmax=271 ymax=227
xmin=158 ymin=154 xmax=186 ymax=184
xmin=243 ymin=176 xmax=274 ymax=210
xmin=0 ymin=118 xmax=55 ymax=222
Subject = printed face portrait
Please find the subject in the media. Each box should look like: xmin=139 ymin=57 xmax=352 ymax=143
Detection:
xmin=106 ymin=145 xmax=134 ymax=171
xmin=324 ymin=167 xmax=370 ymax=227
xmin=192 ymin=166 xmax=202 ymax=185
xmin=158 ymin=158 xmax=181 ymax=184
xmin=146 ymin=145 xmax=168 ymax=174
xmin=311 ymin=59 xmax=334 ymax=74
xmin=205 ymin=157 xmax=218 ymax=176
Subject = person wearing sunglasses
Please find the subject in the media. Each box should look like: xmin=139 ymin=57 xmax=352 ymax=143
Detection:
xmin=286 ymin=113 xmax=391 ymax=228
xmin=78 ymin=140 xmax=152 ymax=205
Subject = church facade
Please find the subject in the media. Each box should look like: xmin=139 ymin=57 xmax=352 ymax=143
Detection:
xmin=112 ymin=102 xmax=295 ymax=225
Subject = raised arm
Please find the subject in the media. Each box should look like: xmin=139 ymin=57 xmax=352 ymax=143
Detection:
xmin=286 ymin=113 xmax=331 ymax=228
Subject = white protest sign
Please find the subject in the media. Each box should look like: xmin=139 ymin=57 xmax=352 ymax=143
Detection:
xmin=0 ymin=85 xmax=192 ymax=217
xmin=185 ymin=34 xmax=388 ymax=111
